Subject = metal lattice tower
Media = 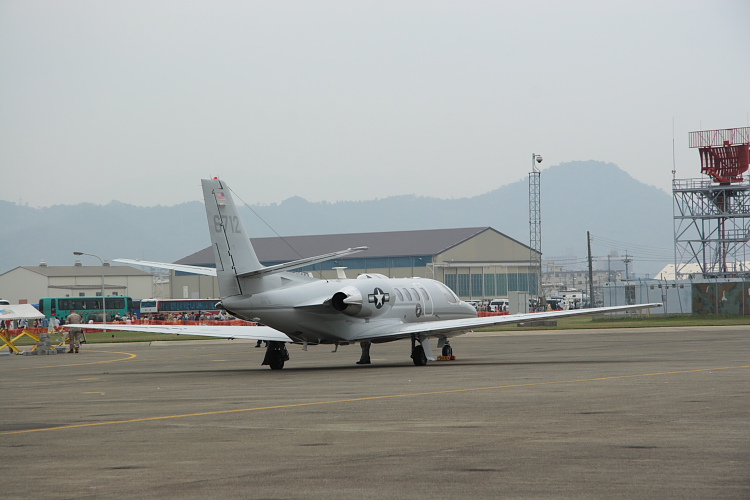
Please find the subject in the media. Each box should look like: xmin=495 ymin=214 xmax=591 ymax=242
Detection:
xmin=529 ymin=154 xmax=542 ymax=298
xmin=152 ymin=269 xmax=170 ymax=299
xmin=673 ymin=127 xmax=750 ymax=278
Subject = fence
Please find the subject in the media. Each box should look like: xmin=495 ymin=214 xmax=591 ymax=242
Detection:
xmin=603 ymin=277 xmax=750 ymax=315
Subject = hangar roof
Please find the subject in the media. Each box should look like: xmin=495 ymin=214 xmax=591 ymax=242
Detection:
xmin=13 ymin=266 xmax=151 ymax=277
xmin=177 ymin=227 xmax=529 ymax=266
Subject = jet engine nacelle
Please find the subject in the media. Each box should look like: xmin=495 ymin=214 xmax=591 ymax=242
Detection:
xmin=331 ymin=284 xmax=393 ymax=318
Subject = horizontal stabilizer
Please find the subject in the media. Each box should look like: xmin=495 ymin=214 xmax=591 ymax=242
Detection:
xmin=113 ymin=259 xmax=217 ymax=276
xmin=237 ymin=246 xmax=368 ymax=278
xmin=114 ymin=247 xmax=367 ymax=279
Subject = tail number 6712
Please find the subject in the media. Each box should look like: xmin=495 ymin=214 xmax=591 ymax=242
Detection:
xmin=214 ymin=215 xmax=241 ymax=234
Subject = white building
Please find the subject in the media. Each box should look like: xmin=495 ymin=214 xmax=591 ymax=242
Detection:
xmin=0 ymin=264 xmax=153 ymax=305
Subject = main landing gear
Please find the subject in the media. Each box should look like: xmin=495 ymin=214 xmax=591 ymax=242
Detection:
xmin=410 ymin=334 xmax=437 ymax=366
xmin=355 ymin=337 xmax=453 ymax=367
xmin=262 ymin=341 xmax=290 ymax=370
xmin=411 ymin=344 xmax=428 ymax=366
xmin=411 ymin=336 xmax=453 ymax=365
xmin=356 ymin=341 xmax=371 ymax=365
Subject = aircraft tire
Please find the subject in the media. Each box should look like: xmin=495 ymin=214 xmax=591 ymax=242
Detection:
xmin=411 ymin=345 xmax=428 ymax=366
xmin=264 ymin=342 xmax=289 ymax=370
xmin=441 ymin=344 xmax=452 ymax=357
xmin=269 ymin=357 xmax=285 ymax=370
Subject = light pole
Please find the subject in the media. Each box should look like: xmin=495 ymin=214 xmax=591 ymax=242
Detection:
xmin=529 ymin=153 xmax=543 ymax=308
xmin=73 ymin=251 xmax=106 ymax=328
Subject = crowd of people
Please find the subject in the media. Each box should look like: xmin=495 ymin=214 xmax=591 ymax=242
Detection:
xmin=139 ymin=311 xmax=231 ymax=322
xmin=1 ymin=313 xmax=135 ymax=330
xmin=0 ymin=309 xmax=243 ymax=355
xmin=0 ymin=316 xmax=55 ymax=330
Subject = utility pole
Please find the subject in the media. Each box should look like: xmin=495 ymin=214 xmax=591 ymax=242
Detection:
xmin=587 ymin=231 xmax=594 ymax=308
xmin=623 ymin=251 xmax=632 ymax=280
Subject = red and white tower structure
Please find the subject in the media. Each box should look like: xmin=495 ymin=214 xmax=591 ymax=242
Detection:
xmin=673 ymin=127 xmax=750 ymax=278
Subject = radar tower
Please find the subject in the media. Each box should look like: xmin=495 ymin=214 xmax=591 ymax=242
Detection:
xmin=673 ymin=127 xmax=750 ymax=278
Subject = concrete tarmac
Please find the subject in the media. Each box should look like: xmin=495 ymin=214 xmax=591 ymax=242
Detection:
xmin=1 ymin=326 xmax=748 ymax=500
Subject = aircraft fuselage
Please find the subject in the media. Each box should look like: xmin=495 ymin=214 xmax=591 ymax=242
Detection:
xmin=221 ymin=274 xmax=477 ymax=345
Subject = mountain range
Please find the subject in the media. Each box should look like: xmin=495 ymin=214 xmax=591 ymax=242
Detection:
xmin=0 ymin=161 xmax=674 ymax=277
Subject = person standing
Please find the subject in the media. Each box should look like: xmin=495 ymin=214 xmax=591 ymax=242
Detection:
xmin=67 ymin=311 xmax=83 ymax=353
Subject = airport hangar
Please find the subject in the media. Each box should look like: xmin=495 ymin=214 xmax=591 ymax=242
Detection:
xmin=169 ymin=226 xmax=540 ymax=303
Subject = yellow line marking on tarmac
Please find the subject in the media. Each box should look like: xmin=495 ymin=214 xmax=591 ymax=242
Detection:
xmin=1 ymin=364 xmax=748 ymax=436
xmin=0 ymin=351 xmax=137 ymax=372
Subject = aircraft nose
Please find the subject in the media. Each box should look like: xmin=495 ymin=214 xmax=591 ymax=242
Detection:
xmin=462 ymin=302 xmax=477 ymax=314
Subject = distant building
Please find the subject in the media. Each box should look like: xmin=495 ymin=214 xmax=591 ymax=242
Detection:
xmin=543 ymin=263 xmax=623 ymax=294
xmin=654 ymin=262 xmax=750 ymax=281
xmin=0 ymin=264 xmax=152 ymax=304
xmin=170 ymin=227 xmax=540 ymax=301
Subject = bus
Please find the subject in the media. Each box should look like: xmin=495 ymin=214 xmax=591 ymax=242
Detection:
xmin=37 ymin=296 xmax=134 ymax=323
xmin=138 ymin=299 xmax=221 ymax=318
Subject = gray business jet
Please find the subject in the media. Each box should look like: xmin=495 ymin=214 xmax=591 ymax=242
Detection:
xmin=76 ymin=178 xmax=661 ymax=369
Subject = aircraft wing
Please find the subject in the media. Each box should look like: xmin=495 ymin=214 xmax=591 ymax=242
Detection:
xmin=113 ymin=259 xmax=218 ymax=276
xmin=352 ymin=303 xmax=664 ymax=342
xmin=64 ymin=324 xmax=292 ymax=342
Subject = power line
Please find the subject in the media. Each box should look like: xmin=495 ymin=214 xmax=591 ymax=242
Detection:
xmin=589 ymin=233 xmax=673 ymax=261
xmin=589 ymin=234 xmax=673 ymax=255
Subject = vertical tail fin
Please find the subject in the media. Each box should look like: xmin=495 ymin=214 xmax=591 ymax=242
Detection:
xmin=202 ymin=178 xmax=263 ymax=297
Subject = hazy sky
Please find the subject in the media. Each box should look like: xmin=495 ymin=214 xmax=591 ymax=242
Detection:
xmin=2 ymin=0 xmax=749 ymax=207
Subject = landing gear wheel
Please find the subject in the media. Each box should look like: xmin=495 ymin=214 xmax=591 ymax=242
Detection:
xmin=411 ymin=345 xmax=428 ymax=366
xmin=263 ymin=342 xmax=290 ymax=370
xmin=441 ymin=343 xmax=453 ymax=357
xmin=269 ymin=355 xmax=285 ymax=370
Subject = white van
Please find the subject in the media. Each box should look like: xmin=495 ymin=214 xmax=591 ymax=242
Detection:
xmin=488 ymin=299 xmax=509 ymax=312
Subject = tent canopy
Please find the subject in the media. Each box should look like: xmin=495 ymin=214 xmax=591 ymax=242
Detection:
xmin=0 ymin=304 xmax=45 ymax=321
